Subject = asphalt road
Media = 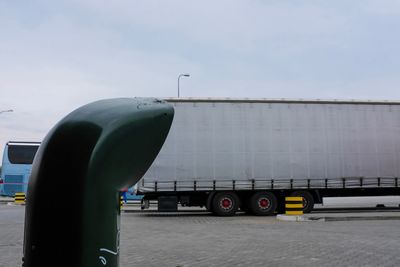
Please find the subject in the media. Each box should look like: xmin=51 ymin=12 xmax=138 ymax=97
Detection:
xmin=1 ymin=204 xmax=400 ymax=267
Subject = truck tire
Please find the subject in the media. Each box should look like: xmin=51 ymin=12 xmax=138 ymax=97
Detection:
xmin=212 ymin=192 xmax=239 ymax=216
xmin=249 ymin=191 xmax=277 ymax=216
xmin=206 ymin=192 xmax=217 ymax=213
xmin=290 ymin=191 xmax=314 ymax=213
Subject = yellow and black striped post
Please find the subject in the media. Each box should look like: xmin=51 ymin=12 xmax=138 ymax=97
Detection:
xmin=15 ymin=192 xmax=26 ymax=205
xmin=285 ymin=196 xmax=303 ymax=215
xmin=120 ymin=196 xmax=124 ymax=210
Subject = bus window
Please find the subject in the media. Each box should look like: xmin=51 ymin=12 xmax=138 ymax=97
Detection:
xmin=8 ymin=145 xmax=39 ymax=164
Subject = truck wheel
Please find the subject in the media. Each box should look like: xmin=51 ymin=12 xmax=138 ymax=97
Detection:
xmin=206 ymin=192 xmax=216 ymax=213
xmin=212 ymin=192 xmax=239 ymax=216
xmin=290 ymin=191 xmax=314 ymax=213
xmin=249 ymin=192 xmax=277 ymax=216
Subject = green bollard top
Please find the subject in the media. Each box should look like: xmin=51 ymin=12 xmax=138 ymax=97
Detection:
xmin=23 ymin=98 xmax=174 ymax=267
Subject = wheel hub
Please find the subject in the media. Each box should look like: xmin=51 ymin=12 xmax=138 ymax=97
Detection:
xmin=258 ymin=198 xmax=270 ymax=209
xmin=220 ymin=198 xmax=233 ymax=210
xmin=302 ymin=198 xmax=308 ymax=209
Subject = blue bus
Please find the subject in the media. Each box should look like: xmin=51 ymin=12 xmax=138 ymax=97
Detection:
xmin=0 ymin=141 xmax=142 ymax=200
xmin=0 ymin=141 xmax=40 ymax=197
xmin=124 ymin=184 xmax=143 ymax=201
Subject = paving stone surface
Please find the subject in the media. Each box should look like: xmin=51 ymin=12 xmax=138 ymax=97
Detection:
xmin=1 ymin=204 xmax=400 ymax=266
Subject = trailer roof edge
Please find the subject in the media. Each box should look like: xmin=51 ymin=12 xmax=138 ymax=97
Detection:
xmin=163 ymin=97 xmax=400 ymax=105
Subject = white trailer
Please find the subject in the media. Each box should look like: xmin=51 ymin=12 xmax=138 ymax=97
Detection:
xmin=137 ymin=98 xmax=400 ymax=215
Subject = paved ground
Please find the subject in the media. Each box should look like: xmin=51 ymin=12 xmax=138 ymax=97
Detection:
xmin=1 ymin=204 xmax=400 ymax=267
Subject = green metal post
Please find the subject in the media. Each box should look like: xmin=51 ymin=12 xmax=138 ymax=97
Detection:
xmin=23 ymin=98 xmax=174 ymax=267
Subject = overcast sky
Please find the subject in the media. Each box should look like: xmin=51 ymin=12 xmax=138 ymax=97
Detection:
xmin=1 ymin=0 xmax=400 ymax=162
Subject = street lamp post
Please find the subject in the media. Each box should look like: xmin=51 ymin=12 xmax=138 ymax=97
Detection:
xmin=0 ymin=109 xmax=13 ymax=114
xmin=177 ymin=74 xmax=190 ymax=98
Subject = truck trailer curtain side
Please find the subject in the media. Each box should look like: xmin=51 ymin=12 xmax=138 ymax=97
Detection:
xmin=137 ymin=98 xmax=400 ymax=215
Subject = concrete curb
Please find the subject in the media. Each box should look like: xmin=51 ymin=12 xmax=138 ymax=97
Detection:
xmin=276 ymin=214 xmax=400 ymax=222
xmin=276 ymin=214 xmax=310 ymax=222
xmin=6 ymin=202 xmax=25 ymax=207
xmin=0 ymin=198 xmax=14 ymax=204
xmin=321 ymin=216 xmax=400 ymax=222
